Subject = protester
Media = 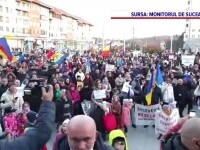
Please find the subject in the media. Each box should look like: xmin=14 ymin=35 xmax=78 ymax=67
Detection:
xmin=0 ymin=85 xmax=55 ymax=150
xmin=161 ymin=117 xmax=200 ymax=150
xmin=56 ymin=115 xmax=114 ymax=150
xmin=109 ymin=129 xmax=128 ymax=150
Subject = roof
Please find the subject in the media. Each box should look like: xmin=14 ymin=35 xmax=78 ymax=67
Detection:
xmin=27 ymin=0 xmax=93 ymax=26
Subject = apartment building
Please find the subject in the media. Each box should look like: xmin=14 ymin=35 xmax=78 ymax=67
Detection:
xmin=184 ymin=0 xmax=200 ymax=52
xmin=0 ymin=0 xmax=19 ymax=49
xmin=0 ymin=0 xmax=93 ymax=52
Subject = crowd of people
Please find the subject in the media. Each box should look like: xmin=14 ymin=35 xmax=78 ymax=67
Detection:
xmin=0 ymin=50 xmax=199 ymax=150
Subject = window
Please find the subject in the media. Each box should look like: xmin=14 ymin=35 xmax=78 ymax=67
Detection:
xmin=6 ymin=27 xmax=9 ymax=32
xmin=0 ymin=16 xmax=3 ymax=22
xmin=185 ymin=35 xmax=188 ymax=38
xmin=12 ymin=28 xmax=14 ymax=33
xmin=6 ymin=7 xmax=8 ymax=13
xmin=198 ymin=35 xmax=200 ymax=38
xmin=17 ymin=10 xmax=20 ymax=15
xmin=192 ymin=29 xmax=195 ymax=32
xmin=23 ymin=28 xmax=25 ymax=34
xmin=0 ymin=26 xmax=3 ymax=31
xmin=23 ymin=20 xmax=28 ymax=25
xmin=192 ymin=35 xmax=195 ymax=38
xmin=188 ymin=0 xmax=190 ymax=5
xmin=0 ymin=6 xmax=2 ymax=12
xmin=6 ymin=17 xmax=9 ymax=23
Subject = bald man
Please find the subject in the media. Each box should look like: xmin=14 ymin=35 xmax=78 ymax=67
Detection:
xmin=162 ymin=117 xmax=200 ymax=150
xmin=56 ymin=115 xmax=114 ymax=150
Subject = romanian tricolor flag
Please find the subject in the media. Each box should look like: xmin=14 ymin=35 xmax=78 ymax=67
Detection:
xmin=101 ymin=43 xmax=111 ymax=57
xmin=12 ymin=54 xmax=25 ymax=63
xmin=53 ymin=53 xmax=68 ymax=65
xmin=0 ymin=37 xmax=13 ymax=61
xmin=46 ymin=49 xmax=55 ymax=60
xmin=145 ymin=73 xmax=154 ymax=106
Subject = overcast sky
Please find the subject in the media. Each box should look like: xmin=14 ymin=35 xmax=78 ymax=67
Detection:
xmin=42 ymin=0 xmax=200 ymax=39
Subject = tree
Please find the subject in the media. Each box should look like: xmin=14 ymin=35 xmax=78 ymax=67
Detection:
xmin=143 ymin=44 xmax=161 ymax=54
xmin=165 ymin=33 xmax=184 ymax=52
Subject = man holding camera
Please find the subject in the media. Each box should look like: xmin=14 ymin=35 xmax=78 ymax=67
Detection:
xmin=0 ymin=85 xmax=55 ymax=150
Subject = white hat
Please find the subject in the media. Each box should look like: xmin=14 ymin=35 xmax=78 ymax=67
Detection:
xmin=62 ymin=119 xmax=70 ymax=125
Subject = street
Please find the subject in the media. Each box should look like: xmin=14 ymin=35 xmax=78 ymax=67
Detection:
xmin=47 ymin=105 xmax=200 ymax=150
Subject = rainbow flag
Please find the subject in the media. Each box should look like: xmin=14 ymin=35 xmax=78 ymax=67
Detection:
xmin=102 ymin=42 xmax=111 ymax=57
xmin=46 ymin=49 xmax=55 ymax=60
xmin=145 ymin=73 xmax=154 ymax=106
xmin=0 ymin=37 xmax=13 ymax=61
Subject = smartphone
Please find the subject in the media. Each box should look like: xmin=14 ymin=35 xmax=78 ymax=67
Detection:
xmin=189 ymin=111 xmax=196 ymax=118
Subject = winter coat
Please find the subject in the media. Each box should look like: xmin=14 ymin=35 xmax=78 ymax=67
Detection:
xmin=109 ymin=129 xmax=128 ymax=150
xmin=121 ymin=102 xmax=134 ymax=126
xmin=161 ymin=83 xmax=175 ymax=103
xmin=53 ymin=133 xmax=65 ymax=150
xmin=1 ymin=90 xmax=24 ymax=114
xmin=67 ymin=90 xmax=80 ymax=103
xmin=0 ymin=101 xmax=55 ymax=150
xmin=162 ymin=133 xmax=188 ymax=150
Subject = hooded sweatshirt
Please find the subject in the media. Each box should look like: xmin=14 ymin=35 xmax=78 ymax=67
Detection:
xmin=109 ymin=129 xmax=128 ymax=150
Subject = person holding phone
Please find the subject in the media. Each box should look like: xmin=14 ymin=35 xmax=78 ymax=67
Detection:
xmin=0 ymin=82 xmax=24 ymax=114
xmin=0 ymin=85 xmax=55 ymax=150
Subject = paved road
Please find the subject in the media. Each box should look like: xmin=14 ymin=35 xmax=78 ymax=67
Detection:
xmin=47 ymin=106 xmax=200 ymax=150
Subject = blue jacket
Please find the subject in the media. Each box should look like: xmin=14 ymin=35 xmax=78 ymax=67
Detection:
xmin=0 ymin=101 xmax=55 ymax=150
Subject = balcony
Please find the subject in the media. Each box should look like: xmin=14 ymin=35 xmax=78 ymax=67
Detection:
xmin=16 ymin=5 xmax=29 ymax=12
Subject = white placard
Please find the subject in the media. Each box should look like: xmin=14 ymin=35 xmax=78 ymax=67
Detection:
xmin=182 ymin=55 xmax=195 ymax=66
xmin=168 ymin=55 xmax=174 ymax=60
xmin=93 ymin=90 xmax=106 ymax=99
xmin=135 ymin=104 xmax=162 ymax=125
xmin=122 ymin=82 xmax=131 ymax=93
xmin=105 ymin=64 xmax=115 ymax=72
xmin=16 ymin=87 xmax=24 ymax=97
xmin=155 ymin=108 xmax=180 ymax=135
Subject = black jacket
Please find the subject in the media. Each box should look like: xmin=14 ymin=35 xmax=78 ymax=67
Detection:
xmin=0 ymin=101 xmax=55 ymax=150
xmin=162 ymin=133 xmax=188 ymax=150
xmin=151 ymin=86 xmax=163 ymax=105
xmin=57 ymin=133 xmax=114 ymax=150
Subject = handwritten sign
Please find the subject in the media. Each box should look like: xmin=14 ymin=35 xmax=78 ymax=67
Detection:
xmin=135 ymin=104 xmax=162 ymax=125
xmin=122 ymin=82 xmax=131 ymax=93
xmin=155 ymin=108 xmax=180 ymax=135
xmin=93 ymin=90 xmax=106 ymax=99
xmin=182 ymin=55 xmax=195 ymax=66
xmin=105 ymin=64 xmax=115 ymax=72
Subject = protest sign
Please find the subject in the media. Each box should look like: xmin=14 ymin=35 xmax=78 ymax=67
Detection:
xmin=93 ymin=90 xmax=106 ymax=99
xmin=122 ymin=82 xmax=131 ymax=93
xmin=135 ymin=104 xmax=162 ymax=125
xmin=168 ymin=55 xmax=174 ymax=60
xmin=81 ymin=100 xmax=94 ymax=115
xmin=182 ymin=55 xmax=195 ymax=66
xmin=155 ymin=108 xmax=180 ymax=135
xmin=105 ymin=64 xmax=115 ymax=72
